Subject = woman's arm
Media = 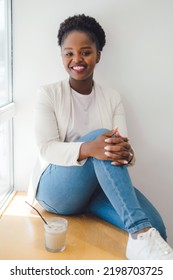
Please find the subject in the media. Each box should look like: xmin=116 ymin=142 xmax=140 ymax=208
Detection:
xmin=34 ymin=87 xmax=85 ymax=166
xmin=79 ymin=90 xmax=135 ymax=166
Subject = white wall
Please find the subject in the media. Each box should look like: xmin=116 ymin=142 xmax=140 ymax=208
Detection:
xmin=13 ymin=0 xmax=173 ymax=246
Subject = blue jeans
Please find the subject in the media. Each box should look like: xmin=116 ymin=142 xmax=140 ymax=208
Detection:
xmin=36 ymin=129 xmax=166 ymax=239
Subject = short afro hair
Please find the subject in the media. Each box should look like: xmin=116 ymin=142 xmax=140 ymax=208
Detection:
xmin=57 ymin=14 xmax=106 ymax=51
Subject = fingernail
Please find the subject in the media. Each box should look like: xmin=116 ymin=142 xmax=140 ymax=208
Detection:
xmin=104 ymin=138 xmax=110 ymax=143
xmin=124 ymin=160 xmax=128 ymax=164
xmin=104 ymin=152 xmax=110 ymax=156
xmin=104 ymin=146 xmax=110 ymax=150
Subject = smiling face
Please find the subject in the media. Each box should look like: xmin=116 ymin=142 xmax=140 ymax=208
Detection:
xmin=61 ymin=31 xmax=101 ymax=85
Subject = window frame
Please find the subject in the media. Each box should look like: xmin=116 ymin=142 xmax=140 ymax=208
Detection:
xmin=0 ymin=0 xmax=15 ymax=208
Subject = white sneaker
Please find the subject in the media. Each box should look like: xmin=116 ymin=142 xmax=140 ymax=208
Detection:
xmin=126 ymin=227 xmax=173 ymax=260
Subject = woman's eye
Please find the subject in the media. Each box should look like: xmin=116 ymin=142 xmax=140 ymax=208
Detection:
xmin=65 ymin=52 xmax=73 ymax=57
xmin=81 ymin=51 xmax=91 ymax=56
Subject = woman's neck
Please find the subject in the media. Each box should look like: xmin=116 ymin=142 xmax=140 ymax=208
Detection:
xmin=69 ymin=78 xmax=93 ymax=95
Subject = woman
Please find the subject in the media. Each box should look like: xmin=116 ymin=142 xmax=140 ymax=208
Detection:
xmin=28 ymin=14 xmax=173 ymax=259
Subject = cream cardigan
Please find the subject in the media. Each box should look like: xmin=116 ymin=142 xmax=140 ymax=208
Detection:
xmin=27 ymin=79 xmax=134 ymax=204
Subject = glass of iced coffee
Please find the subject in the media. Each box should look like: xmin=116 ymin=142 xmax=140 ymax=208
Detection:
xmin=44 ymin=217 xmax=68 ymax=252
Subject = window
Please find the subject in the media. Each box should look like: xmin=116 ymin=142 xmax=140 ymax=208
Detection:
xmin=0 ymin=0 xmax=15 ymax=207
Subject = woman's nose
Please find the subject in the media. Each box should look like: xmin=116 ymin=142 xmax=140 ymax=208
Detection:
xmin=72 ymin=54 xmax=83 ymax=63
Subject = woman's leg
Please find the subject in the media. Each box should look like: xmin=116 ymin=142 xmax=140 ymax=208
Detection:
xmin=36 ymin=159 xmax=100 ymax=215
xmin=36 ymin=129 xmax=106 ymax=214
xmin=87 ymin=187 xmax=167 ymax=240
xmin=36 ymin=128 xmax=166 ymax=237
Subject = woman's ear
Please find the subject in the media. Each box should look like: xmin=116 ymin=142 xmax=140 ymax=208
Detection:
xmin=96 ymin=51 xmax=101 ymax=63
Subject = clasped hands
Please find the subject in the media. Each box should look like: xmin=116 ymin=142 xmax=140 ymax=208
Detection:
xmin=91 ymin=128 xmax=134 ymax=166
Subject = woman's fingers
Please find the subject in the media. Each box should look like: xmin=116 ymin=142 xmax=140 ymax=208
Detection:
xmin=104 ymin=150 xmax=130 ymax=159
xmin=104 ymin=142 xmax=130 ymax=152
xmin=111 ymin=160 xmax=128 ymax=166
xmin=104 ymin=136 xmax=129 ymax=144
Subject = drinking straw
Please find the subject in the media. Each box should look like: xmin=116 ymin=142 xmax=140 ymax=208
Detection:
xmin=25 ymin=201 xmax=48 ymax=225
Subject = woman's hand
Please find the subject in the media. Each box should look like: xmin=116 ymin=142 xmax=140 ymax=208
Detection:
xmin=104 ymin=129 xmax=134 ymax=165
xmin=79 ymin=129 xmax=134 ymax=165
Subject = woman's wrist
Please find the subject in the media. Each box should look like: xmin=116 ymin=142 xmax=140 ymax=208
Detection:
xmin=78 ymin=142 xmax=92 ymax=161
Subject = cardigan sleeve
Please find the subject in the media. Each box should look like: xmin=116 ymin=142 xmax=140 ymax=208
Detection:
xmin=34 ymin=86 xmax=85 ymax=166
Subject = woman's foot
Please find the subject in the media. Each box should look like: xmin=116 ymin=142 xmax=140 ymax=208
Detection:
xmin=126 ymin=227 xmax=173 ymax=260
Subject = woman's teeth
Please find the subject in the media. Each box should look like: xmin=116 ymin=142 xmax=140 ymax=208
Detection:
xmin=72 ymin=66 xmax=85 ymax=70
